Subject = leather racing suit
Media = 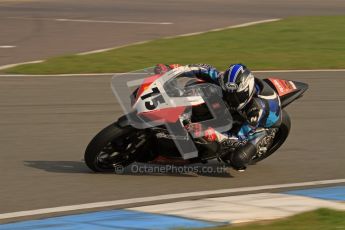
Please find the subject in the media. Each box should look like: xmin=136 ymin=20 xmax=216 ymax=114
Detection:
xmin=156 ymin=64 xmax=282 ymax=170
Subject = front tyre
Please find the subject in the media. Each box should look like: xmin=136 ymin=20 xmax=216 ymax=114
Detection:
xmin=84 ymin=122 xmax=145 ymax=172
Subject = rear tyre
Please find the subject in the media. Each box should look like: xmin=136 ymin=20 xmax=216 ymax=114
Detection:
xmin=251 ymin=110 xmax=291 ymax=163
xmin=84 ymin=122 xmax=144 ymax=172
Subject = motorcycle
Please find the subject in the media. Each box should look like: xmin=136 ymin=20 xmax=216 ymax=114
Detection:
xmin=84 ymin=66 xmax=308 ymax=173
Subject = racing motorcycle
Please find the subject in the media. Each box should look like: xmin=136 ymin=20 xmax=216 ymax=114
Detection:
xmin=85 ymin=66 xmax=308 ymax=172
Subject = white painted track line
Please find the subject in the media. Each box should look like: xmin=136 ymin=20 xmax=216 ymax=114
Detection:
xmin=78 ymin=19 xmax=281 ymax=55
xmin=0 ymin=69 xmax=345 ymax=77
xmin=167 ymin=19 xmax=281 ymax=38
xmin=0 ymin=60 xmax=44 ymax=71
xmin=56 ymin=18 xmax=173 ymax=25
xmin=0 ymin=19 xmax=279 ymax=69
xmin=0 ymin=73 xmax=113 ymax=77
xmin=0 ymin=179 xmax=344 ymax=220
xmin=0 ymin=46 xmax=16 ymax=49
xmin=7 ymin=17 xmax=173 ymax=25
xmin=0 ymin=17 xmax=344 ymax=75
xmin=254 ymin=69 xmax=345 ymax=73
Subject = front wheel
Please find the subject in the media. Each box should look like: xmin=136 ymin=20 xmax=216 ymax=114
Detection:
xmin=84 ymin=122 xmax=146 ymax=172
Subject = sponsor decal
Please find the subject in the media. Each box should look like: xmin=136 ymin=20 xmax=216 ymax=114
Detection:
xmin=269 ymin=78 xmax=297 ymax=96
xmin=225 ymin=82 xmax=238 ymax=91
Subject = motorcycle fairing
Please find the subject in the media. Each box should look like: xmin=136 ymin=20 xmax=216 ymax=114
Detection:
xmin=264 ymin=78 xmax=308 ymax=108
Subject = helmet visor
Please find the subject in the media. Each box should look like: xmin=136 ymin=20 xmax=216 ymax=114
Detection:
xmin=224 ymin=90 xmax=250 ymax=109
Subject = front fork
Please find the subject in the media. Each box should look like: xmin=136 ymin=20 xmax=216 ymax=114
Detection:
xmin=254 ymin=128 xmax=278 ymax=158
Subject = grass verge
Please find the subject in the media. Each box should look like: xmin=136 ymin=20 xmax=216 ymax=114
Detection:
xmin=204 ymin=208 xmax=345 ymax=230
xmin=4 ymin=16 xmax=345 ymax=74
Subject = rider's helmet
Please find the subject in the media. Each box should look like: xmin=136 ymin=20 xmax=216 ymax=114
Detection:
xmin=219 ymin=64 xmax=255 ymax=110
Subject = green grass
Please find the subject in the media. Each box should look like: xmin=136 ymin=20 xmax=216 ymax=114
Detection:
xmin=203 ymin=208 xmax=345 ymax=230
xmin=4 ymin=16 xmax=345 ymax=74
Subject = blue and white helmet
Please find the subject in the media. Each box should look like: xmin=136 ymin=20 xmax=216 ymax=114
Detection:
xmin=219 ymin=64 xmax=255 ymax=110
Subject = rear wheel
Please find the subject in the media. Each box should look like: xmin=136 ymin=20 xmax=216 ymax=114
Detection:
xmin=84 ymin=122 xmax=146 ymax=172
xmin=251 ymin=110 xmax=291 ymax=163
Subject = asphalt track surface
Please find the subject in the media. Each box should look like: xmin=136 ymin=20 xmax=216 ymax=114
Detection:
xmin=0 ymin=71 xmax=344 ymax=216
xmin=1 ymin=0 xmax=345 ymax=66
xmin=0 ymin=0 xmax=345 ymax=221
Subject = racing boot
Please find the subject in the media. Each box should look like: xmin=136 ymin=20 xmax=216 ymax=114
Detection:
xmin=230 ymin=142 xmax=257 ymax=171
